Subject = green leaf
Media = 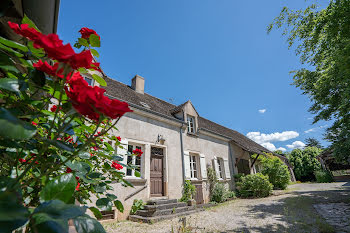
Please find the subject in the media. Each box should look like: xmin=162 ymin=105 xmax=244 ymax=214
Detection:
xmin=0 ymin=36 xmax=28 ymax=52
xmin=89 ymin=34 xmax=100 ymax=47
xmin=135 ymin=170 xmax=141 ymax=177
xmin=78 ymin=151 xmax=91 ymax=159
xmin=73 ymin=214 xmax=106 ymax=233
xmin=66 ymin=161 xmax=91 ymax=175
xmin=0 ymin=78 xmax=20 ymax=92
xmin=78 ymin=38 xmax=89 ymax=47
xmin=22 ymin=14 xmax=40 ymax=31
xmin=106 ymin=194 xmax=117 ymax=201
xmin=87 ymin=172 xmax=101 ymax=179
xmin=0 ymin=43 xmax=23 ymax=57
xmin=92 ymin=74 xmax=106 ymax=86
xmin=112 ymin=155 xmax=124 ymax=161
xmin=28 ymin=41 xmax=45 ymax=57
xmin=96 ymin=198 xmax=112 ymax=211
xmin=40 ymin=173 xmax=77 ymax=203
xmin=46 ymin=139 xmax=74 ymax=152
xmin=32 ymin=200 xmax=86 ymax=233
xmin=88 ymin=207 xmax=102 ymax=220
xmin=0 ymin=108 xmax=37 ymax=140
xmin=104 ymin=142 xmax=114 ymax=151
xmin=90 ymin=49 xmax=99 ymax=57
xmin=94 ymin=183 xmax=106 ymax=193
xmin=0 ymin=191 xmax=29 ymax=232
xmin=114 ymin=200 xmax=124 ymax=213
xmin=30 ymin=69 xmax=46 ymax=87
xmin=0 ymin=51 xmax=18 ymax=72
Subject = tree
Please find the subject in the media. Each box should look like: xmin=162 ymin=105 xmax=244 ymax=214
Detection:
xmin=305 ymin=137 xmax=323 ymax=149
xmin=289 ymin=147 xmax=322 ymax=181
xmin=269 ymin=0 xmax=350 ymax=163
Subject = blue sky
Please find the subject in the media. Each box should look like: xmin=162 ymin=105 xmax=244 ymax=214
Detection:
xmin=58 ymin=0 xmax=330 ymax=152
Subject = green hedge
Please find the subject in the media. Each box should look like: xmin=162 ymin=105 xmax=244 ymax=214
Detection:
xmin=237 ymin=173 xmax=273 ymax=198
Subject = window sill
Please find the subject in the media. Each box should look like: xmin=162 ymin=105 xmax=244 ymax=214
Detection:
xmin=187 ymin=132 xmax=198 ymax=137
xmin=113 ymin=178 xmax=147 ymax=185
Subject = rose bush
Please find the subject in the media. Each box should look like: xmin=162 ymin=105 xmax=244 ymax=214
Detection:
xmin=0 ymin=16 xmax=139 ymax=233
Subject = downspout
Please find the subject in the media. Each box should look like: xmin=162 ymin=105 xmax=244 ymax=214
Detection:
xmin=180 ymin=123 xmax=185 ymax=183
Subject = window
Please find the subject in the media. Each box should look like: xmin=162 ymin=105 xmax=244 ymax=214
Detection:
xmin=84 ymin=76 xmax=94 ymax=86
xmin=189 ymin=155 xmax=198 ymax=179
xmin=187 ymin=115 xmax=195 ymax=133
xmin=126 ymin=144 xmax=142 ymax=177
xmin=217 ymin=158 xmax=224 ymax=179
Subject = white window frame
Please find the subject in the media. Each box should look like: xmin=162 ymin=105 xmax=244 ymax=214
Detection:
xmin=126 ymin=144 xmax=142 ymax=178
xmin=83 ymin=75 xmax=95 ymax=86
xmin=187 ymin=115 xmax=196 ymax=133
xmin=217 ymin=158 xmax=224 ymax=179
xmin=189 ymin=154 xmax=198 ymax=179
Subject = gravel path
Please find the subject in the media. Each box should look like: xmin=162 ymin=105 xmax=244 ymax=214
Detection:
xmin=104 ymin=182 xmax=350 ymax=233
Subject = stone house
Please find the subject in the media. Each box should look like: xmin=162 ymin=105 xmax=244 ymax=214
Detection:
xmin=84 ymin=74 xmax=291 ymax=220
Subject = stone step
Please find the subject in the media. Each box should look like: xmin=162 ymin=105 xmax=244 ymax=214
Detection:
xmin=143 ymin=201 xmax=187 ymax=211
xmin=147 ymin=198 xmax=177 ymax=205
xmin=129 ymin=208 xmax=204 ymax=223
xmin=136 ymin=206 xmax=191 ymax=217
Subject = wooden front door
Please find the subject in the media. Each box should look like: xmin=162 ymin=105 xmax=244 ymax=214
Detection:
xmin=194 ymin=184 xmax=204 ymax=204
xmin=150 ymin=147 xmax=164 ymax=196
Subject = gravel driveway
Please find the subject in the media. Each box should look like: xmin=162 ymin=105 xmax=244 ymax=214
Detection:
xmin=104 ymin=182 xmax=350 ymax=233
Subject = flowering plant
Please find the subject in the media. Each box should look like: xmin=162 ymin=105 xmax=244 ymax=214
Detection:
xmin=0 ymin=16 xmax=140 ymax=232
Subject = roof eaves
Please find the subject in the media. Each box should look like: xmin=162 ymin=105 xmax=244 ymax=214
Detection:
xmin=105 ymin=93 xmax=186 ymax=125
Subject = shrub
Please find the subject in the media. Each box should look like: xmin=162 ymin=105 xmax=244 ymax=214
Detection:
xmin=207 ymin=166 xmax=218 ymax=200
xmin=289 ymin=147 xmax=322 ymax=181
xmin=130 ymin=199 xmax=145 ymax=215
xmin=315 ymin=170 xmax=333 ymax=183
xmin=233 ymin=173 xmax=245 ymax=182
xmin=211 ymin=183 xmax=227 ymax=203
xmin=179 ymin=180 xmax=196 ymax=202
xmin=261 ymin=156 xmax=290 ymax=190
xmin=237 ymin=173 xmax=273 ymax=198
xmin=225 ymin=190 xmax=236 ymax=199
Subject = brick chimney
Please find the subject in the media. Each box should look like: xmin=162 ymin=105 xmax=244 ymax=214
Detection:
xmin=131 ymin=75 xmax=145 ymax=94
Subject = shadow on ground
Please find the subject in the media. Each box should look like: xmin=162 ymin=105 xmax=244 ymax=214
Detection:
xmin=222 ymin=187 xmax=350 ymax=233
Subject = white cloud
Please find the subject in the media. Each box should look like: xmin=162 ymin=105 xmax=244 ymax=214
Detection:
xmin=304 ymin=124 xmax=329 ymax=134
xmin=258 ymin=109 xmax=266 ymax=114
xmin=286 ymin=141 xmax=306 ymax=149
xmin=304 ymin=128 xmax=317 ymax=134
xmin=261 ymin=142 xmax=276 ymax=151
xmin=276 ymin=147 xmax=287 ymax=152
xmin=307 ymin=117 xmax=313 ymax=120
xmin=246 ymin=131 xmax=299 ymax=144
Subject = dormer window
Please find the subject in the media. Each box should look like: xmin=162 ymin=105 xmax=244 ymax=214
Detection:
xmin=84 ymin=76 xmax=94 ymax=86
xmin=187 ymin=115 xmax=196 ymax=133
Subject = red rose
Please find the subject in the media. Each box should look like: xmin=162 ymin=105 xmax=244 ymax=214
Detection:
xmin=133 ymin=148 xmax=143 ymax=157
xmin=66 ymin=167 xmax=72 ymax=173
xmin=65 ymin=72 xmax=132 ymax=121
xmin=79 ymin=27 xmax=100 ymax=40
xmin=8 ymin=22 xmax=95 ymax=70
xmin=33 ymin=60 xmax=65 ymax=79
xmin=19 ymin=158 xmax=26 ymax=163
xmin=31 ymin=121 xmax=38 ymax=126
xmin=75 ymin=182 xmax=80 ymax=191
xmin=50 ymin=105 xmax=58 ymax=112
xmin=117 ymin=136 xmax=121 ymax=141
xmin=111 ymin=161 xmax=123 ymax=170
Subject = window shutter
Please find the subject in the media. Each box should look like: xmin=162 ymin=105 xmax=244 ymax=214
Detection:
xmin=200 ymin=154 xmax=207 ymax=180
xmin=117 ymin=139 xmax=128 ymax=174
xmin=223 ymin=158 xmax=231 ymax=180
xmin=213 ymin=157 xmax=220 ymax=178
xmin=184 ymin=151 xmax=191 ymax=179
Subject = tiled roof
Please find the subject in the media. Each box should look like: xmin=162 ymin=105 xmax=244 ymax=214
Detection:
xmin=104 ymin=76 xmax=272 ymax=155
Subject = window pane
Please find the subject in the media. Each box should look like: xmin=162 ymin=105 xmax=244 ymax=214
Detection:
xmin=84 ymin=77 xmax=93 ymax=86
xmin=127 ymin=145 xmax=133 ymax=154
xmin=126 ymin=168 xmax=132 ymax=176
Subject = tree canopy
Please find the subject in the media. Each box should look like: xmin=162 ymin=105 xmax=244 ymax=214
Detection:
xmin=305 ymin=137 xmax=323 ymax=149
xmin=269 ymin=0 xmax=350 ymax=163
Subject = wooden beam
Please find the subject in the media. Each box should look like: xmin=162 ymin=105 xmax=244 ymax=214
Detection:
xmin=250 ymin=154 xmax=260 ymax=168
